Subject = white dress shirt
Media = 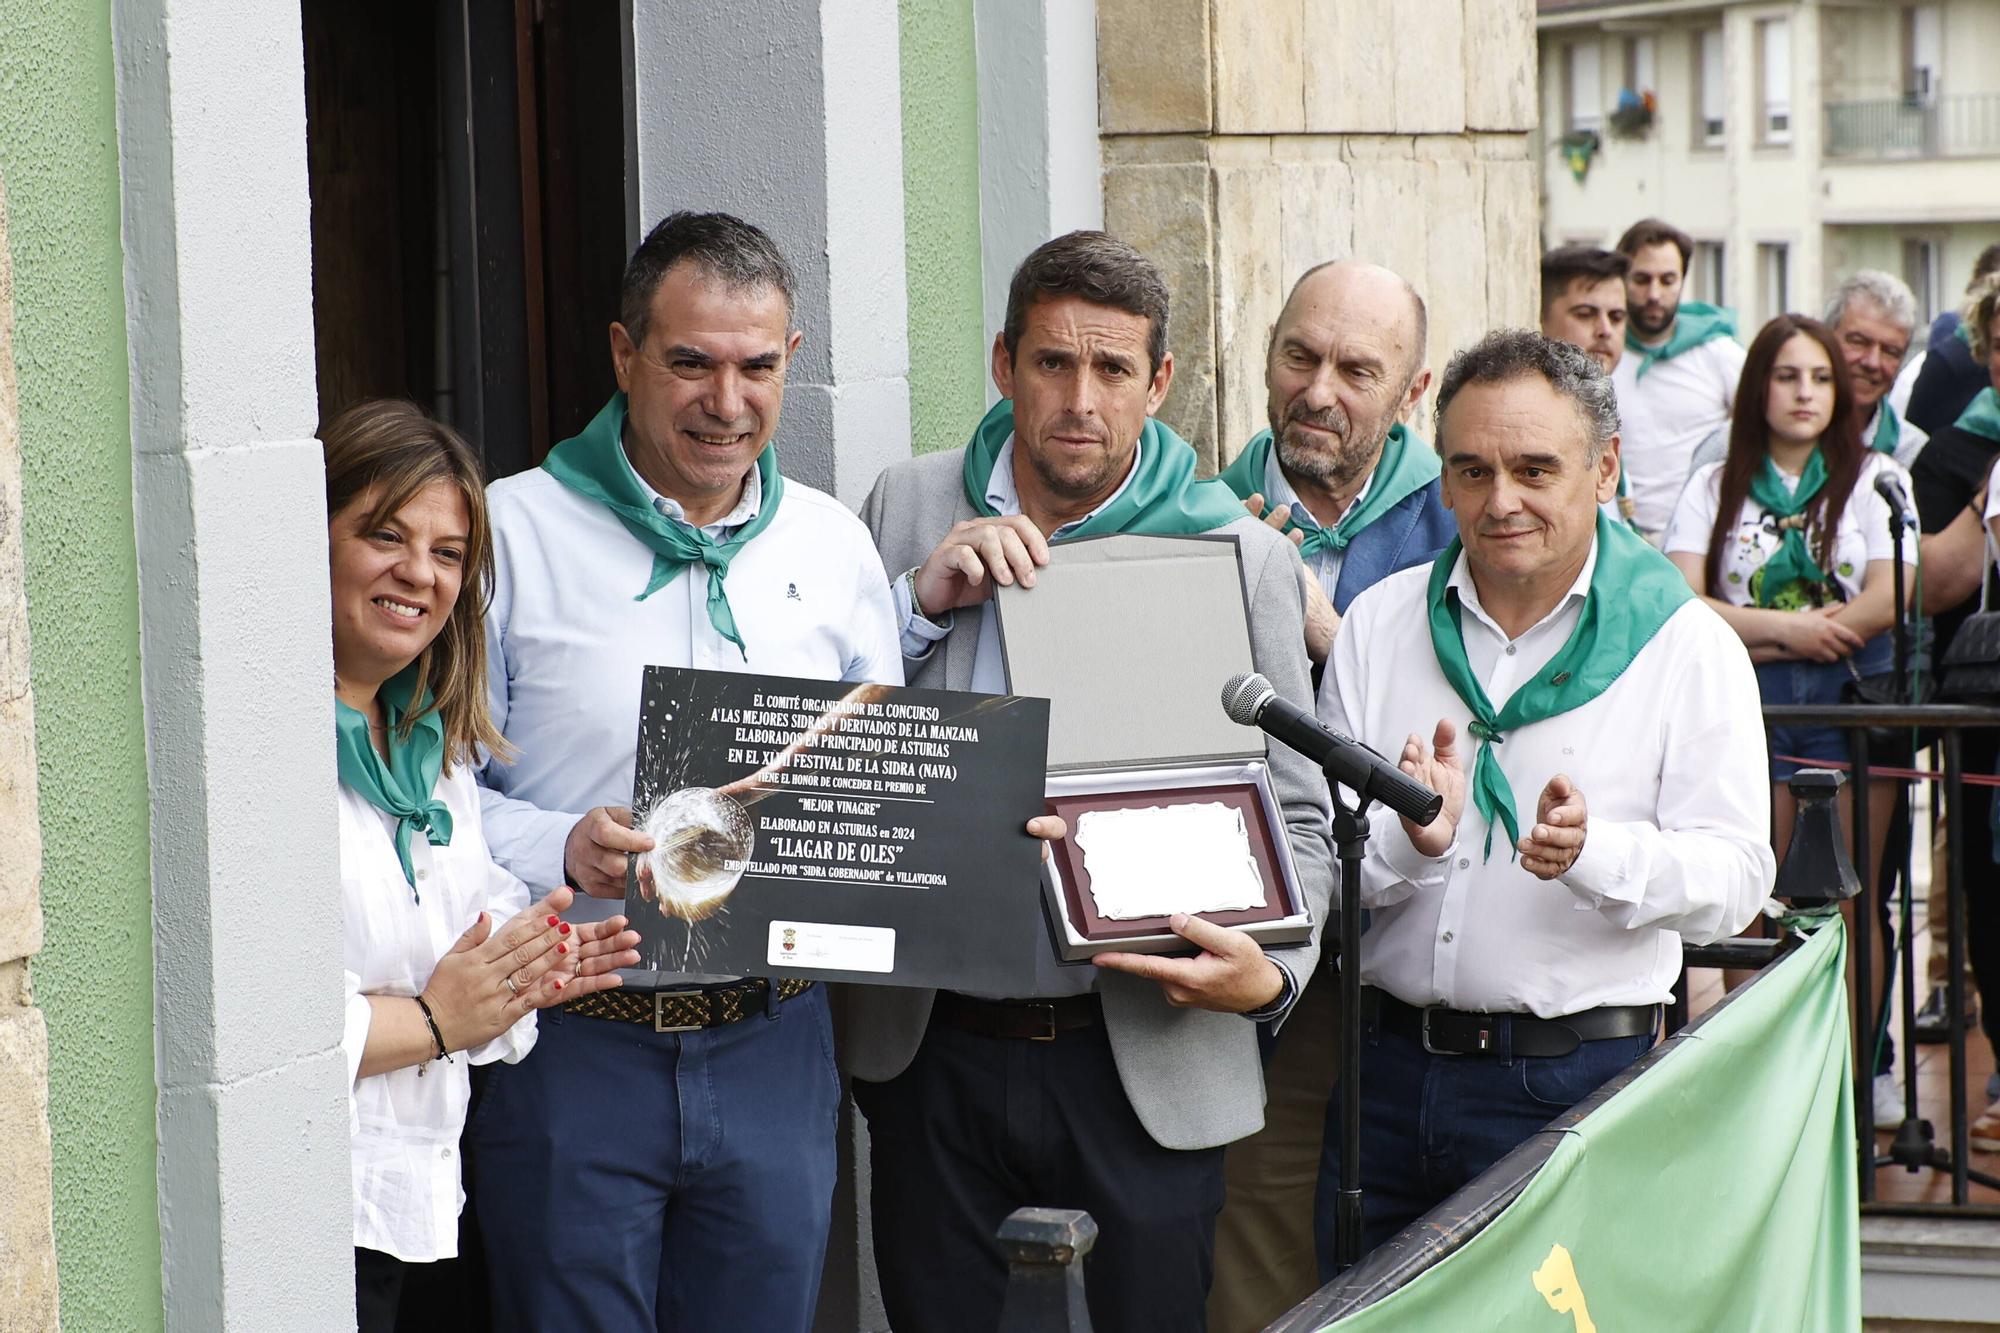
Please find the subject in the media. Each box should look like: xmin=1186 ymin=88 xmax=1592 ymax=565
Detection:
xmin=1612 ymin=334 xmax=1747 ymax=535
xmin=1864 ymin=403 xmax=1929 ymax=468
xmin=1316 ymin=540 xmax=1775 ymax=1016
xmin=342 ymin=762 xmax=534 ymax=1262
xmin=477 ymin=458 xmax=904 ymax=943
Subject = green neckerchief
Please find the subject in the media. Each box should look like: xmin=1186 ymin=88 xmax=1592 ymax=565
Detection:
xmin=1627 ymin=301 xmax=1738 ymax=380
xmin=1215 ymin=423 xmax=1439 ymax=558
xmin=1955 ymin=386 xmax=2000 ymax=445
xmin=1425 ymin=513 xmax=1693 ymax=860
xmin=542 ymin=392 xmax=784 ymax=660
xmin=334 ymin=667 xmax=453 ymax=894
xmin=1748 ymin=448 xmax=1830 ymax=608
xmin=961 ymin=398 xmax=1246 ymax=537
xmin=1868 ymin=400 xmax=1902 ymax=455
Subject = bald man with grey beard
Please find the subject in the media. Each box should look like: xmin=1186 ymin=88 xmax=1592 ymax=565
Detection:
xmin=1208 ymin=259 xmax=1457 ymax=1333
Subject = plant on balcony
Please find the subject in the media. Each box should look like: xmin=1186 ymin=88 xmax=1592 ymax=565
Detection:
xmin=1609 ymin=87 xmax=1657 ymax=139
xmin=1558 ymin=128 xmax=1601 ymax=183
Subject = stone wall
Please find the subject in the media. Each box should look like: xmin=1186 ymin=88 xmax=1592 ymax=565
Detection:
xmin=0 ymin=172 xmax=61 ymax=1331
xmin=1098 ymin=0 xmax=1541 ymax=470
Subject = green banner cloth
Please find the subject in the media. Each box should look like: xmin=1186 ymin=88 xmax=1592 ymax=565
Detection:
xmin=334 ymin=667 xmax=453 ymax=893
xmin=1324 ymin=917 xmax=1858 ymax=1332
xmin=1426 ymin=514 xmax=1693 ymax=860
xmin=542 ymin=392 xmax=784 ymax=659
xmin=1626 ymin=301 xmax=1737 ymax=379
xmin=1749 ymin=448 xmax=1830 ymax=608
xmin=1955 ymin=386 xmax=2000 ymax=445
xmin=1215 ymin=424 xmax=1439 ymax=557
xmin=962 ymin=398 xmax=1246 ymax=537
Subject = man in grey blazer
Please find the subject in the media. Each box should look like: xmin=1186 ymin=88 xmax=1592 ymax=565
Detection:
xmin=843 ymin=231 xmax=1335 ymax=1333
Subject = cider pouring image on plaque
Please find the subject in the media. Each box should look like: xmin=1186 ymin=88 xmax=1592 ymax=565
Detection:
xmin=627 ymin=666 xmax=1052 ymax=991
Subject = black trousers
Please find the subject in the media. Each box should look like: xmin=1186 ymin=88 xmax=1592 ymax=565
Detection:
xmin=851 ymin=1015 xmax=1226 ymax=1333
xmin=354 ymin=1248 xmax=405 ymax=1333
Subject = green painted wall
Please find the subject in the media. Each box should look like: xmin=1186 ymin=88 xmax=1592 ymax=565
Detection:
xmin=899 ymin=0 xmax=988 ymax=454
xmin=1 ymin=1 xmax=166 ymax=1328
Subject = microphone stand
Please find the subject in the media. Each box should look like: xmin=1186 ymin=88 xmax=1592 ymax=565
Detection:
xmin=1327 ymin=780 xmax=1371 ymax=1274
xmin=1889 ymin=506 xmax=1909 ymax=701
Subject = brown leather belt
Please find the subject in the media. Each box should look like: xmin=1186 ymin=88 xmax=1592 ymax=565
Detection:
xmin=565 ymin=978 xmax=815 ymax=1033
xmin=1368 ymin=988 xmax=1658 ymax=1059
xmin=930 ymin=991 xmax=1102 ymax=1042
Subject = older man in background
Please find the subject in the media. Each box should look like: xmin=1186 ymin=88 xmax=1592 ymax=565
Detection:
xmin=1206 ymin=259 xmax=1454 ymax=1331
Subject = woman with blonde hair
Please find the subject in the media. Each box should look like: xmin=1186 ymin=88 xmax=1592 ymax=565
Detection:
xmin=324 ymin=399 xmax=639 ymax=1330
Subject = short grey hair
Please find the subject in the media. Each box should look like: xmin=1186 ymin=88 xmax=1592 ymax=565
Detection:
xmin=1437 ymin=329 xmax=1620 ymax=460
xmin=1823 ymin=269 xmax=1918 ymax=334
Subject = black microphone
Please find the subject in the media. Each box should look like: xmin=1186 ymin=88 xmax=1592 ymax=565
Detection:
xmin=1874 ymin=468 xmax=1917 ymax=530
xmin=1220 ymin=672 xmax=1443 ymax=826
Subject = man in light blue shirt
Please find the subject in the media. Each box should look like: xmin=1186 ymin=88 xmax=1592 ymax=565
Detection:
xmin=467 ymin=212 xmax=901 ymax=1332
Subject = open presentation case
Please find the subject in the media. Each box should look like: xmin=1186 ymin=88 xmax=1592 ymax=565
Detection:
xmin=994 ymin=533 xmax=1314 ymax=963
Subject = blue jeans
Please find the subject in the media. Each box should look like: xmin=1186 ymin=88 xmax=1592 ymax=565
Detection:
xmin=1314 ymin=1015 xmax=1653 ymax=1275
xmin=466 ymin=984 xmax=841 ymax=1332
xmin=1756 ymin=631 xmax=1894 ymax=781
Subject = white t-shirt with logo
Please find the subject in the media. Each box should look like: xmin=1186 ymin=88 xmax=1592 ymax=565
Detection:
xmin=1665 ymin=453 xmax=1907 ymax=608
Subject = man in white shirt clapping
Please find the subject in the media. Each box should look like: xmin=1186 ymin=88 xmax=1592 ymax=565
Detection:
xmin=1313 ymin=330 xmax=1775 ymax=1266
xmin=468 ymin=212 xmax=902 ymax=1331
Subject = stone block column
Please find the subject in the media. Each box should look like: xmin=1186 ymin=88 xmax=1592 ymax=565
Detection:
xmin=1097 ymin=0 xmax=1541 ymax=470
xmin=0 ymin=171 xmax=62 ymax=1333
xmin=113 ymin=1 xmax=353 ymax=1326
xmin=628 ymin=0 xmax=914 ymax=508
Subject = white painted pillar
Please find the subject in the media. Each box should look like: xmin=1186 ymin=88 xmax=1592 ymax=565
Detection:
xmin=973 ymin=0 xmax=1106 ymax=356
xmin=627 ymin=0 xmax=913 ymax=509
xmin=112 ymin=1 xmax=352 ymax=1328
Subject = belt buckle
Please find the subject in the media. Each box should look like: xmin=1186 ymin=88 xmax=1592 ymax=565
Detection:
xmin=652 ymin=988 xmax=706 ymax=1034
xmin=1420 ymin=1007 xmax=1493 ymax=1055
xmin=1027 ymin=1002 xmax=1058 ymax=1042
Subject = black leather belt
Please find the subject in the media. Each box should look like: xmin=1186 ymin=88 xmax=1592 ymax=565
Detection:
xmin=566 ymin=978 xmax=815 ymax=1033
xmin=931 ymin=992 xmax=1102 ymax=1042
xmin=1368 ymin=988 xmax=1658 ymax=1059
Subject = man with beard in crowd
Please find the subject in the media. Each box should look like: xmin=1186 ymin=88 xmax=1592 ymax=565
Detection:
xmin=1610 ymin=219 xmax=1745 ymax=542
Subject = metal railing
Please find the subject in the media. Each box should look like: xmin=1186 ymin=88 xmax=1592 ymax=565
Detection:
xmin=1761 ymin=703 xmax=2000 ymax=1214
xmin=1261 ymin=702 xmax=2000 ymax=1328
xmin=1824 ymin=93 xmax=2000 ymax=160
xmin=1000 ymin=705 xmax=2000 ymax=1332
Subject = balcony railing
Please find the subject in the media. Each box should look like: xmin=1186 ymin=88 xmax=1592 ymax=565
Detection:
xmin=1825 ymin=93 xmax=2000 ymax=160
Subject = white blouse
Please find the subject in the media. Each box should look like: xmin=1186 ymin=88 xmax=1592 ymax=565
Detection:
xmin=341 ymin=760 xmax=535 ymax=1262
xmin=1664 ymin=453 xmax=1908 ymax=607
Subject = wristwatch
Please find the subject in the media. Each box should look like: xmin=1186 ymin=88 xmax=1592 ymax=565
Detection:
xmin=904 ymin=568 xmax=950 ymax=629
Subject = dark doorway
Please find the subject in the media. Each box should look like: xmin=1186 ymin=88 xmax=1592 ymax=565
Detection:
xmin=303 ymin=0 xmax=628 ymax=481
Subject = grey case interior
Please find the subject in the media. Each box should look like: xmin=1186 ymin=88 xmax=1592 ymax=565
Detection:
xmin=994 ymin=533 xmax=1259 ymax=772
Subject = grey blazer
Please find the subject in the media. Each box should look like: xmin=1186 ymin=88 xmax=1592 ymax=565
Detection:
xmin=838 ymin=447 xmax=1335 ymax=1151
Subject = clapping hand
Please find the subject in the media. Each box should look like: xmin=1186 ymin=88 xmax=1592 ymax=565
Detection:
xmin=1398 ymin=719 xmax=1464 ymax=857
xmin=421 ymin=886 xmax=640 ymax=1052
xmin=1517 ymin=775 xmax=1587 ymax=880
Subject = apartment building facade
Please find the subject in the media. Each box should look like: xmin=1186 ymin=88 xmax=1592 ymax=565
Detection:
xmin=1539 ymin=0 xmax=2000 ymax=327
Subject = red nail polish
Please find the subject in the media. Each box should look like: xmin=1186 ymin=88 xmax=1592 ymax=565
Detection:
xmin=546 ymin=915 xmax=559 ymax=927
xmin=554 ymin=977 xmax=564 ymax=990
xmin=558 ymin=942 xmax=568 ymax=955
xmin=559 ymin=922 xmax=572 ymax=936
